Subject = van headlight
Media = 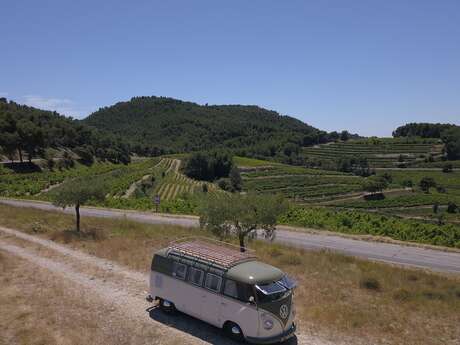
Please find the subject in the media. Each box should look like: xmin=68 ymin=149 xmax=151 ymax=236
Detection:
xmin=263 ymin=318 xmax=274 ymax=330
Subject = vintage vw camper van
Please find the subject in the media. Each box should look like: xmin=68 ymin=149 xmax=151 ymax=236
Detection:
xmin=147 ymin=238 xmax=296 ymax=344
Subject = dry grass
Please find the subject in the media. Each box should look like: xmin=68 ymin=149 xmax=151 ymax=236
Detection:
xmin=1 ymin=203 xmax=460 ymax=345
xmin=0 ymin=252 xmax=182 ymax=345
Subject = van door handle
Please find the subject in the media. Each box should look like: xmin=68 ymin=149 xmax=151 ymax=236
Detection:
xmin=221 ymin=302 xmax=227 ymax=306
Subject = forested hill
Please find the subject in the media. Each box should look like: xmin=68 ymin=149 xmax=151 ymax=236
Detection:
xmin=0 ymin=98 xmax=130 ymax=163
xmin=83 ymin=96 xmax=329 ymax=157
xmin=393 ymin=123 xmax=459 ymax=138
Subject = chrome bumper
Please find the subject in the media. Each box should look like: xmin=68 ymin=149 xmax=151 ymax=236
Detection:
xmin=246 ymin=323 xmax=296 ymax=344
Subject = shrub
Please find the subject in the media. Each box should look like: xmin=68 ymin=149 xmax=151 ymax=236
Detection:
xmin=447 ymin=202 xmax=458 ymax=214
xmin=419 ymin=177 xmax=436 ymax=193
xmin=217 ymin=178 xmax=231 ymax=191
xmin=360 ymin=277 xmax=381 ymax=291
xmin=442 ymin=163 xmax=453 ymax=173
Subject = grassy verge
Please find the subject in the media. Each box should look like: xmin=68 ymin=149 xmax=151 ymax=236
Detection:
xmin=0 ymin=204 xmax=459 ymax=345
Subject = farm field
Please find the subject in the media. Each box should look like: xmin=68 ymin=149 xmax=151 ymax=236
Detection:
xmin=237 ymin=157 xmax=362 ymax=202
xmin=2 ymin=153 xmax=460 ymax=246
xmin=302 ymin=139 xmax=443 ymax=168
xmin=0 ymin=157 xmax=219 ymax=214
xmin=330 ymin=170 xmax=460 ymax=208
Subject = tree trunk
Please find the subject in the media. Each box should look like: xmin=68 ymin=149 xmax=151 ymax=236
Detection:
xmin=75 ymin=203 xmax=81 ymax=232
xmin=239 ymin=234 xmax=246 ymax=253
xmin=18 ymin=149 xmax=23 ymax=163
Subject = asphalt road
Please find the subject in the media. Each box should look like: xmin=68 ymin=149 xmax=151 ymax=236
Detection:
xmin=1 ymin=198 xmax=459 ymax=274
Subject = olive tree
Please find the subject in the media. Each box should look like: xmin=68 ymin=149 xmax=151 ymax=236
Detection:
xmin=52 ymin=178 xmax=106 ymax=232
xmin=362 ymin=175 xmax=389 ymax=194
xmin=198 ymin=193 xmax=288 ymax=252
xmin=419 ymin=177 xmax=436 ymax=193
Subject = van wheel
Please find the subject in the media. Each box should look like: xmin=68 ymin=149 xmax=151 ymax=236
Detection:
xmin=224 ymin=322 xmax=244 ymax=342
xmin=159 ymin=299 xmax=176 ymax=314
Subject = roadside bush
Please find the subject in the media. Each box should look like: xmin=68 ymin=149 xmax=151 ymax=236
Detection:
xmin=360 ymin=277 xmax=381 ymax=291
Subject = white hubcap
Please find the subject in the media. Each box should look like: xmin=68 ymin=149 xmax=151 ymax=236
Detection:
xmin=231 ymin=326 xmax=241 ymax=335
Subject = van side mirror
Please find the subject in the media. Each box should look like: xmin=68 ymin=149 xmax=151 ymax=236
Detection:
xmin=248 ymin=296 xmax=255 ymax=304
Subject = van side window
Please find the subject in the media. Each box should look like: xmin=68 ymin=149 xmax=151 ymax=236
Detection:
xmin=205 ymin=273 xmax=222 ymax=292
xmin=223 ymin=279 xmax=238 ymax=299
xmin=172 ymin=262 xmax=187 ymax=280
xmin=189 ymin=267 xmax=204 ymax=286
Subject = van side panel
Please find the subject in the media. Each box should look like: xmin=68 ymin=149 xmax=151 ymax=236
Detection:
xmin=220 ymin=296 xmax=260 ymax=339
xmin=150 ymin=271 xmax=201 ymax=317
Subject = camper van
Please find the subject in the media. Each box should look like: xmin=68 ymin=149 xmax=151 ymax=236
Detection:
xmin=147 ymin=238 xmax=296 ymax=344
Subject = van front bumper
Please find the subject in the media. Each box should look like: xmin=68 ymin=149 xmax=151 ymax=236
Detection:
xmin=246 ymin=323 xmax=296 ymax=344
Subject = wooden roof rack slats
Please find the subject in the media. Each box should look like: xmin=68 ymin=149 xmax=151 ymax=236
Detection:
xmin=168 ymin=238 xmax=256 ymax=269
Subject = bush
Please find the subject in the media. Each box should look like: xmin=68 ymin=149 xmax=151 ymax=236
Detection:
xmin=360 ymin=277 xmax=381 ymax=291
xmin=419 ymin=177 xmax=436 ymax=193
xmin=217 ymin=178 xmax=231 ymax=191
xmin=442 ymin=163 xmax=453 ymax=173
xmin=447 ymin=202 xmax=458 ymax=214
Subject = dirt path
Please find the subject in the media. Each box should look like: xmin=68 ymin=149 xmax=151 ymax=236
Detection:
xmin=0 ymin=226 xmax=339 ymax=345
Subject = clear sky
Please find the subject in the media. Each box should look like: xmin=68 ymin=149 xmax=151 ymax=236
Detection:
xmin=1 ymin=0 xmax=459 ymax=136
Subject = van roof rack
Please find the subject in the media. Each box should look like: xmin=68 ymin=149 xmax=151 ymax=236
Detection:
xmin=168 ymin=237 xmax=257 ymax=269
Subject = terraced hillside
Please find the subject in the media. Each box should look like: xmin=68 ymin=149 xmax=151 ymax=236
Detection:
xmin=0 ymin=157 xmax=220 ymax=212
xmin=302 ymin=139 xmax=443 ymax=168
xmin=236 ymin=157 xmax=364 ymax=202
xmin=153 ymin=158 xmax=218 ymax=201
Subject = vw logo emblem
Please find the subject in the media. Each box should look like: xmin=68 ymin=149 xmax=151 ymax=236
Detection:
xmin=279 ymin=304 xmax=289 ymax=319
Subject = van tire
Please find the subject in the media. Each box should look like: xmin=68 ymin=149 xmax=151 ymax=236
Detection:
xmin=159 ymin=299 xmax=176 ymax=314
xmin=223 ymin=322 xmax=244 ymax=342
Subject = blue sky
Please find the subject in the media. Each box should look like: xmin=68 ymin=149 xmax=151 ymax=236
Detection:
xmin=1 ymin=0 xmax=459 ymax=136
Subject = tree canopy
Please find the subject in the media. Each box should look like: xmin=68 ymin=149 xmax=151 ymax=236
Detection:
xmin=52 ymin=177 xmax=107 ymax=232
xmin=198 ymin=193 xmax=288 ymax=252
xmin=0 ymin=98 xmax=130 ymax=164
xmin=362 ymin=176 xmax=389 ymax=194
xmin=183 ymin=151 xmax=233 ymax=181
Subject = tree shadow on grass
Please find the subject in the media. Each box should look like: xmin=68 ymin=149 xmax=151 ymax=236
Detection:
xmin=146 ymin=305 xmax=298 ymax=345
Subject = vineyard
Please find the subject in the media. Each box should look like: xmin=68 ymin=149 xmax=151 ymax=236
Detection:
xmin=0 ymin=157 xmax=220 ymax=210
xmin=280 ymin=207 xmax=460 ymax=248
xmin=238 ymin=157 xmax=363 ymax=202
xmin=302 ymin=139 xmax=443 ymax=167
xmin=153 ymin=158 xmax=218 ymax=201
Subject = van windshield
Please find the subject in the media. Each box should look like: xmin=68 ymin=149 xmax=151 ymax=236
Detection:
xmin=255 ymin=282 xmax=290 ymax=303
